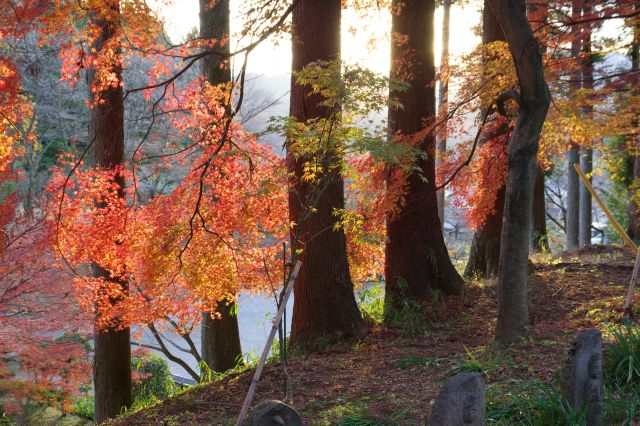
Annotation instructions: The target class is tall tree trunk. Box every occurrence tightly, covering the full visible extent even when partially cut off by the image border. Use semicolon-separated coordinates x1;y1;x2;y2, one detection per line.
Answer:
288;0;365;351
436;0;451;230
528;1;550;253
198;0;243;374
385;0;463;311
464;3;506;278
488;0;550;344
579;1;593;247
532;165;550;251
631;154;640;240
566;0;583;250
627;5;640;239
88;1;132;421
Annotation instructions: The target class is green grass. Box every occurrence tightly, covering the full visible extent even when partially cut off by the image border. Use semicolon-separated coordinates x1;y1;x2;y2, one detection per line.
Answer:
394;355;440;369
605;322;640;387
485;322;640;425
603;321;640;424
448;344;507;378
486;380;587;425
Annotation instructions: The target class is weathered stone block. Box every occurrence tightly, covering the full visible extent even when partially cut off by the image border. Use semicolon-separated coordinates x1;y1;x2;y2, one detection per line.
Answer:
239;400;303;426
430;372;486;425
563;329;604;426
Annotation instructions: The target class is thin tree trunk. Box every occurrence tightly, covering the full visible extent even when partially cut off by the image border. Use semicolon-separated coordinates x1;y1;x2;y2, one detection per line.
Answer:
532;165;550;252
528;1;550;253
198;0;243;374
627;5;640;240
288;0;365;351
385;0;463;311
88;1;132;421
566;0;583;250
488;0;550;345
579;149;593;246
436;0;451;230
464;187;505;278
567;145;580;249
631;156;640;239
578;0;593;247
464;3;506;278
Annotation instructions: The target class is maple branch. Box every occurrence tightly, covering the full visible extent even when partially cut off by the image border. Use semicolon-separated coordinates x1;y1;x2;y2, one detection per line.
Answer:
131;341;164;352
547;212;566;232
148;322;200;382
434;109;491;192
124;0;299;97
165;318;203;365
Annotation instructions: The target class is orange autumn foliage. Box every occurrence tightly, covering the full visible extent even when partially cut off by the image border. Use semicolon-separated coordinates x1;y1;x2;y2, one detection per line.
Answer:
51;78;288;334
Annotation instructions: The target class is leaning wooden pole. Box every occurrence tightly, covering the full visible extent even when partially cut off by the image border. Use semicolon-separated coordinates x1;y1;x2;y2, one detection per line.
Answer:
574;164;639;317
625;249;640;319
573;164;638;254
236;260;301;425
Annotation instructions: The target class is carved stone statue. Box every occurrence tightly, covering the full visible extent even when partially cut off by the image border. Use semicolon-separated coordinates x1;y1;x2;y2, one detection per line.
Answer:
563;329;604;426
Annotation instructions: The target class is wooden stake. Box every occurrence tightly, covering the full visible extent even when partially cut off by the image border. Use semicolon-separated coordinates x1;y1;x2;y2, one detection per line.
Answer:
236;260;301;425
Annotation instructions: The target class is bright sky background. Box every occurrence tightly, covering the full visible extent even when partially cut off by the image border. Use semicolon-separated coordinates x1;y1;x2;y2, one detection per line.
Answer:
154;0;483;76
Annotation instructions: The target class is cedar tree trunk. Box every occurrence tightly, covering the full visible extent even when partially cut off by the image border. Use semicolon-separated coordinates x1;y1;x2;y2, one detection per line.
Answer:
627;6;640;239
528;1;550;253
385;0;463;312
198;0;243;373
436;0;451;230
88;1;132;421
288;0;365;351
532;165;550;252
464;3;506;278
566;0;583;250
488;0;550;344
579;3;593;247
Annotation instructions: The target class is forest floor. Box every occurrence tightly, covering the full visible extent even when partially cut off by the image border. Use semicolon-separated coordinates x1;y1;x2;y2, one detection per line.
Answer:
109;246;640;425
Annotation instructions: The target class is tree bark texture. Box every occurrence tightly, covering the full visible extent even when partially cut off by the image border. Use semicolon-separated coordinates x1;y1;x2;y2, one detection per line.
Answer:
528;1;550;253
436;0;451;230
488;0;550;344
532;165;550;252
198;0;243;373
385;0;463;311
566;0;583;250
88;2;132;421
579;149;593;246
567;144;580;249
201;299;242;372
288;0;365;351
627;5;640;240
464;3;506;278
578;0;593;247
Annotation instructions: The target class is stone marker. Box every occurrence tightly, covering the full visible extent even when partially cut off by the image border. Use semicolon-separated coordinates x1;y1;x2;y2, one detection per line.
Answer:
430;372;486;425
239;400;303;426
563;329;604;426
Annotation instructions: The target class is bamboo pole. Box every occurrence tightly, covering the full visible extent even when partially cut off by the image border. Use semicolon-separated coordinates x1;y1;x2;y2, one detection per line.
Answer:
573;164;638;255
236;260;301;425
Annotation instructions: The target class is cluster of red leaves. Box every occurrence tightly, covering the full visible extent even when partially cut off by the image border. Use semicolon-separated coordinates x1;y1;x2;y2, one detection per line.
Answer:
1;7;91;413
0;215;91;414
437;116;510;230
344;155;387;284
50;79;288;334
